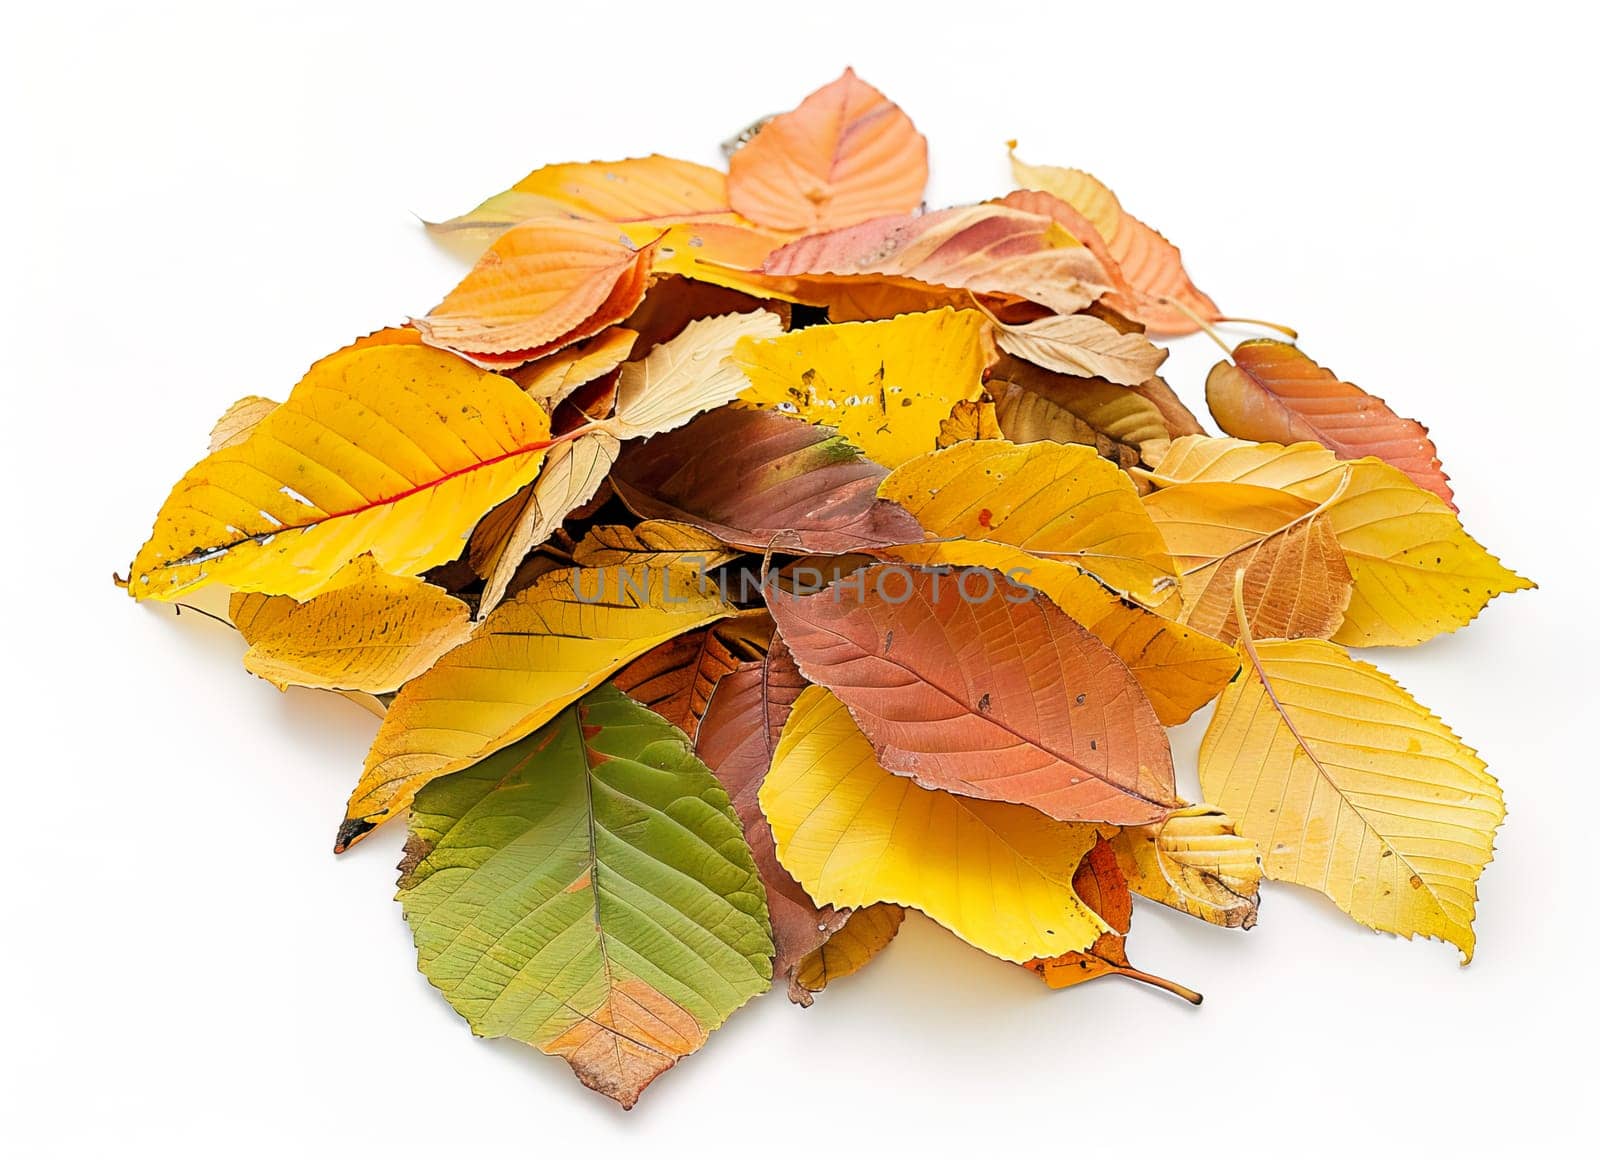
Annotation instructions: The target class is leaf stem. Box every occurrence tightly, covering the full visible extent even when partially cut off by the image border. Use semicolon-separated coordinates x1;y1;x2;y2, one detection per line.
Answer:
1154;296;1233;356
1215;316;1299;340
1114;964;1204;1005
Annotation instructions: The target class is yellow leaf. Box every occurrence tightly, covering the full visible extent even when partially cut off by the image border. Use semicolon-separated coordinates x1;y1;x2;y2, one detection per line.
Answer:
879;439;1176;603
621;219;800;301
1143;437;1532;645
573;521;737;569
761;687;1110;963
1200;588;1504;960
936;400;1001;447
1108;804;1263;929
879;439;1234;724
229;557;472;693
733;308;993;467
1143;481;1353;644
127;344;552;602
337;565;734;850
426;154;733;259
508;326;636;404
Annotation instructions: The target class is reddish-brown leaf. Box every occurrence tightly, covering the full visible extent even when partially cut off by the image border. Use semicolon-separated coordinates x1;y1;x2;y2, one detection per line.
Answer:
694;636;848;986
613;618;769;734
767;564;1179;825
762;203;1113;316
1205;340;1454;508
610;408;926;555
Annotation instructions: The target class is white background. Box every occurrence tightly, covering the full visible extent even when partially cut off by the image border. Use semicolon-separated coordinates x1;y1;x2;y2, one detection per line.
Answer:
6;2;1595;1155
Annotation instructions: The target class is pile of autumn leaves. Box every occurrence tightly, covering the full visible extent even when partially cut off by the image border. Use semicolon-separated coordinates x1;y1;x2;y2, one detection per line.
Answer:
123;70;1531;1109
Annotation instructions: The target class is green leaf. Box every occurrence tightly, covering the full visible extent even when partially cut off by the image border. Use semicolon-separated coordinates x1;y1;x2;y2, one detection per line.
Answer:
398;684;774;1109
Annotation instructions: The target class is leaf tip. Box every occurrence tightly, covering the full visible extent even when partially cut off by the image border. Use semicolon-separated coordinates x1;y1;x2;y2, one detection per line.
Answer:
334;817;377;854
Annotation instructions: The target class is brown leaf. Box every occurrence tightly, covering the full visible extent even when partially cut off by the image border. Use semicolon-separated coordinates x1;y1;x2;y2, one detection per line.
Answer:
1009;149;1220;336
1144;482;1356;644
694;636;848;986
768;564;1179;825
937;400;1002;447
623;276;790;351
1130;375;1206;438
613;617;769;734
987;357;1172;468
788;904;905;1006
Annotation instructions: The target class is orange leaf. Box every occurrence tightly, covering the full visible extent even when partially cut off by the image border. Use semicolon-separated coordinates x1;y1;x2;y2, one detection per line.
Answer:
1206;339;1454;508
1027;837;1202;1003
1010;148;1219;335
728;69;927;232
413;218;655;367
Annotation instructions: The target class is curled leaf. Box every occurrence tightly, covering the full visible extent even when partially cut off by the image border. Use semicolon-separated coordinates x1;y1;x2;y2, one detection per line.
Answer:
763;203;1112;316
789;904;904;1006
1109;804;1262;929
